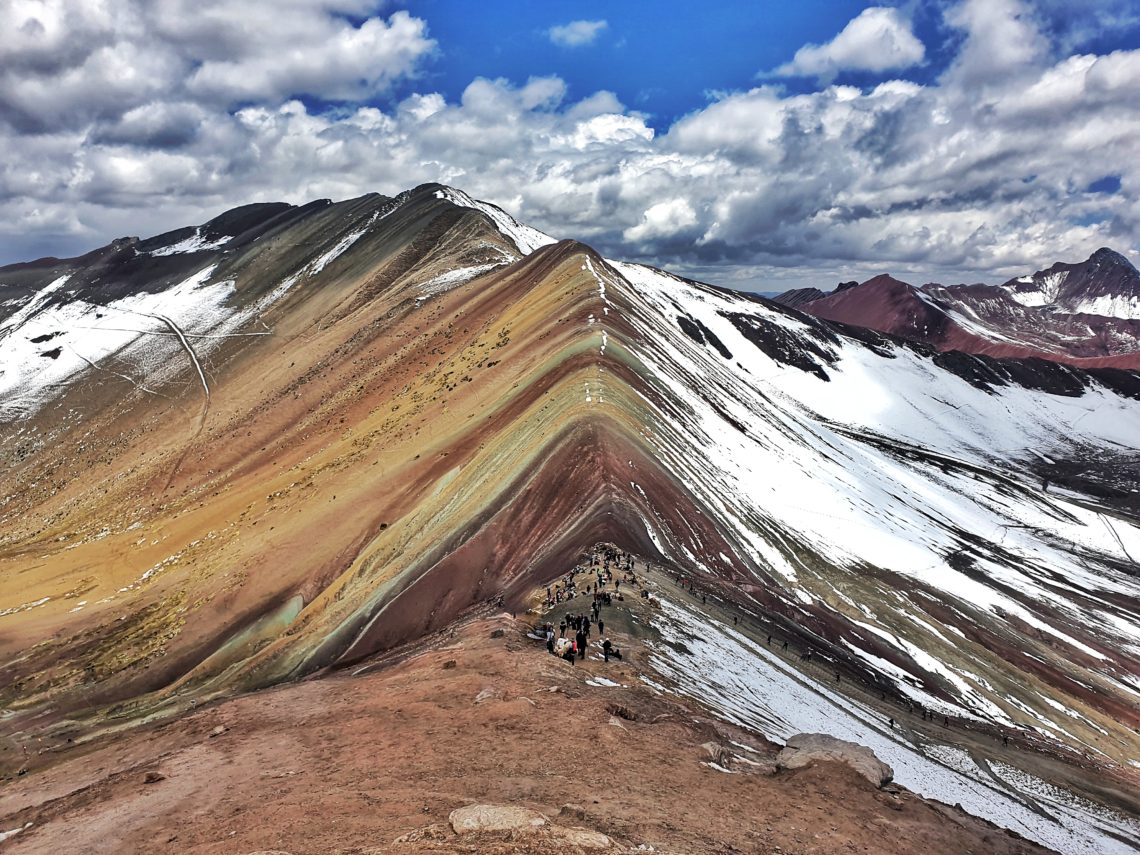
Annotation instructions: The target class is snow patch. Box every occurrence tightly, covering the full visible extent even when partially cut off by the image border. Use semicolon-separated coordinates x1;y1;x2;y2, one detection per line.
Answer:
149;228;231;256
434;187;557;255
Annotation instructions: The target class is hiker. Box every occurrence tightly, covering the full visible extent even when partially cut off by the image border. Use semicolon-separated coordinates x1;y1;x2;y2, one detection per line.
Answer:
562;645;576;665
602;639;612;662
559;620;566;638
576;629;588;659
888;718;894;729
766;634;772;645
546;631;555;654
782;639;788;651
733;616;738;626
598;618;604;635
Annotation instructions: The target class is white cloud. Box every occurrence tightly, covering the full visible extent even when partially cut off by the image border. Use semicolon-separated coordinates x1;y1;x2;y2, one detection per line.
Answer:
186;10;434;104
625;199;699;242
548;19;608;48
774;7;925;81
0;1;435;131
943;0;1046;87
1;1;1138;293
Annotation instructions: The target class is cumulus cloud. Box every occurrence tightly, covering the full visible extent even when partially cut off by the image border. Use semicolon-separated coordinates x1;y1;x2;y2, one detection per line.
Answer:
1;0;1138;292
185;10;434;104
624;199;699;242
0;1;434;131
943;0;1046;87
773;7;925;81
548;19;608;48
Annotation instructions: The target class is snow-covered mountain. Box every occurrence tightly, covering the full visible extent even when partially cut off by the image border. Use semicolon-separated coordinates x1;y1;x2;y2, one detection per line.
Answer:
1;186;1138;851
775;248;1140;369
1002;247;1140;318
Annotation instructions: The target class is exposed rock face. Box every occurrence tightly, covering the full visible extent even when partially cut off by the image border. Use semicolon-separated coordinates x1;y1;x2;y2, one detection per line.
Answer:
777;733;893;788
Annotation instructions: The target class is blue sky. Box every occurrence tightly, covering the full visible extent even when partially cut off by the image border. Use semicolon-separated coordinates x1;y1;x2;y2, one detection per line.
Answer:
393;0;879;126
1;0;1139;290
391;0;1140;125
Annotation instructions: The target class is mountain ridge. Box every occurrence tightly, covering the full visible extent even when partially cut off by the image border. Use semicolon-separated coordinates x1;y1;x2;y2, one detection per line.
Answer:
774;247;1140;368
1;185;1139;852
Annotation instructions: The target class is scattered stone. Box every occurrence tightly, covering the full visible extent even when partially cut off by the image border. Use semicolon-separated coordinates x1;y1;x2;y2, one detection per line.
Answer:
608;716;627;729
552;825;615;849
474;687;503;704
143;771;165;784
441;660;457;670
606;703;638;721
208;725;227;738
700;742;732;767
449;804;547;834
392;824;450;844
489;628;505;638
776;733;893;788
559;804;589;821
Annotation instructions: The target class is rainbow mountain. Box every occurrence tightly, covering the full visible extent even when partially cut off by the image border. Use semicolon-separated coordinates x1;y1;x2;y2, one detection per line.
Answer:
2;184;1139;849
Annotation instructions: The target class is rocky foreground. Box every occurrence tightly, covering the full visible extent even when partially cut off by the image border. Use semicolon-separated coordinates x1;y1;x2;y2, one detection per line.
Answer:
1;571;1053;855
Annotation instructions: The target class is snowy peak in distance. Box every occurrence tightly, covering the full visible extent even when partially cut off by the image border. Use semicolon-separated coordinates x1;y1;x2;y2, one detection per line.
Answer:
774;247;1140;369
1001;246;1140;318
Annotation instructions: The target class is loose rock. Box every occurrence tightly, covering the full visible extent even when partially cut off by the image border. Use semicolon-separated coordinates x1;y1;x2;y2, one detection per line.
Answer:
449;804;547;834
552;825;615;849
776;733;893;788
700;742;732;767
474;688;502;704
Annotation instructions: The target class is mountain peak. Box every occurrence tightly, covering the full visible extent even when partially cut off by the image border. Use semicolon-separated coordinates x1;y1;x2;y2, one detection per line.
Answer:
858;273;913;290
1088;246;1136;271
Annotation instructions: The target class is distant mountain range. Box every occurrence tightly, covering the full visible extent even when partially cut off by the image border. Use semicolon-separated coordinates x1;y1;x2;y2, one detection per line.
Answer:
773;248;1140;369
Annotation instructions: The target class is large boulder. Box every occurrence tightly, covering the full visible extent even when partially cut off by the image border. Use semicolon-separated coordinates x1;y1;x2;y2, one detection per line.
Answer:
449;804;547;834
776;733;893;788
